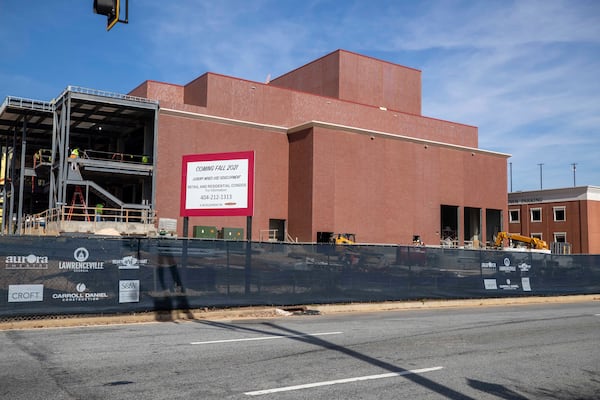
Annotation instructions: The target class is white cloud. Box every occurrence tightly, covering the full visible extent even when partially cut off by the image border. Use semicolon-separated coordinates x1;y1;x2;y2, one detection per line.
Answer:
389;1;600;189
139;1;317;84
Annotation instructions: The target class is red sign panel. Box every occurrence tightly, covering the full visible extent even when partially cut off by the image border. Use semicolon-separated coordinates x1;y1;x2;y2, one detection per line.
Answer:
180;151;254;217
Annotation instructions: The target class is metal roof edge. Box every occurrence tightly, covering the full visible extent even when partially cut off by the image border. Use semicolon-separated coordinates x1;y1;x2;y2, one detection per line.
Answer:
508;186;600;203
1;96;54;113
156;110;510;158
288;120;511;157
52;86;159;109
159;107;288;133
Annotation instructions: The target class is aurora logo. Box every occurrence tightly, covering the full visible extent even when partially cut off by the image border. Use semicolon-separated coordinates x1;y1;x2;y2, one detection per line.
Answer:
5;254;49;269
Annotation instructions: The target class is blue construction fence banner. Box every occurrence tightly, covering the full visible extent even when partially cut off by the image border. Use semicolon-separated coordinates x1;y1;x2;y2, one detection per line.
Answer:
1;236;599;318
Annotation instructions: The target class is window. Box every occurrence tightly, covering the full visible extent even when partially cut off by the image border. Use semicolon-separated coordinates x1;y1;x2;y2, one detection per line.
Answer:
532;233;543;240
509;209;520;223
553;206;566;222
530;208;542;222
554;232;567;243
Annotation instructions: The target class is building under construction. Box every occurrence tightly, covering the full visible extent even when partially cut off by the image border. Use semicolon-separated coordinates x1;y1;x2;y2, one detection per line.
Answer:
0;86;158;236
1;50;511;245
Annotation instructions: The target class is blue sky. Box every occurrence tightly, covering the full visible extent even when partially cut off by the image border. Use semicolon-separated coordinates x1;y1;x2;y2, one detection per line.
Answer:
1;0;599;191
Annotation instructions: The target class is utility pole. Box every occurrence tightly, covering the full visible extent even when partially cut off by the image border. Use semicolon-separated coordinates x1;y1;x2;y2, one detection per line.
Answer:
538;163;544;190
571;163;577;187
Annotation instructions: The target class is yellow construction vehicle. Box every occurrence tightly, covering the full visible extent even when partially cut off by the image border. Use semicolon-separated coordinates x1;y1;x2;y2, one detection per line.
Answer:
494;231;549;250
332;233;356;245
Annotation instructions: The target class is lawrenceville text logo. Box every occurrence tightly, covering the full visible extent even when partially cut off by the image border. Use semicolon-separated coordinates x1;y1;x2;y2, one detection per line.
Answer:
59;247;104;272
51;282;109;302
111;255;148;270
499;257;516;272
5;254;49;269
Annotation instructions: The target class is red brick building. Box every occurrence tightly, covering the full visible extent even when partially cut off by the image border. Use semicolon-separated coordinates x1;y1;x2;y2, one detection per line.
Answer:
508;186;600;254
129;49;509;245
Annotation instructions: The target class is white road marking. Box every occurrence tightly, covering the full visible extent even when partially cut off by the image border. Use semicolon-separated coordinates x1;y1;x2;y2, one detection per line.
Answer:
190;331;342;345
244;366;444;396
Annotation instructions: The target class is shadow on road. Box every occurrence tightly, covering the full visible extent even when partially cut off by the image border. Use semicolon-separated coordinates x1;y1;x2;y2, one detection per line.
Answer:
466;378;528;400
195;319;477;399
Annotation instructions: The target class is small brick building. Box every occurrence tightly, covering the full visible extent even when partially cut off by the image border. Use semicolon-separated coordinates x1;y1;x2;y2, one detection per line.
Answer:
508;186;600;254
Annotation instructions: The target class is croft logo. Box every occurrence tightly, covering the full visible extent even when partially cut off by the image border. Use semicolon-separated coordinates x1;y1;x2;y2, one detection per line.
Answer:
8;285;44;302
74;248;89;262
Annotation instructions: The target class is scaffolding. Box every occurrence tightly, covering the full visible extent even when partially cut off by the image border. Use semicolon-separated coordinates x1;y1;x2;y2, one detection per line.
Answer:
0;86;159;236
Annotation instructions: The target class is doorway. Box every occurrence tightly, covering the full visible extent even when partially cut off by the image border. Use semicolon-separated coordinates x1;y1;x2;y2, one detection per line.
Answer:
440;205;459;246
268;219;286;241
485;209;502;247
464;207;482;247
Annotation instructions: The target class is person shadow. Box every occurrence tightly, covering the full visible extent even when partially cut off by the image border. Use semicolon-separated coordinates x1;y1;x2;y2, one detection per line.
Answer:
154;263;193;321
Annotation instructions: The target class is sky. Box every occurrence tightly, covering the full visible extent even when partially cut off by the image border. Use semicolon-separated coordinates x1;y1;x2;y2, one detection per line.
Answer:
1;0;599;192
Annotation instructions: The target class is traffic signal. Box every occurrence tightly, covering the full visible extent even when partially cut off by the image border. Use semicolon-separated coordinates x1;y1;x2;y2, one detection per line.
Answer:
93;0;120;31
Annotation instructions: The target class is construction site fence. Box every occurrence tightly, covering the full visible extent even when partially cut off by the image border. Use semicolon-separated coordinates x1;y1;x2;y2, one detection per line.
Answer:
1;236;599;319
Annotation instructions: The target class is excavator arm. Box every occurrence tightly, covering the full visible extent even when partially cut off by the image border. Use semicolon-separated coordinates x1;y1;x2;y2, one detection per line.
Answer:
494;232;548;250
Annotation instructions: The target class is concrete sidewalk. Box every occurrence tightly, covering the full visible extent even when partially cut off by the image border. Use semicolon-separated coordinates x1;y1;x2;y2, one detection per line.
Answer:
1;294;598;331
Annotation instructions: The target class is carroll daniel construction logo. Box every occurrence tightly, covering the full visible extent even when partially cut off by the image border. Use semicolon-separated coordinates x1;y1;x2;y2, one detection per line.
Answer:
51;282;108;302
58;247;104;272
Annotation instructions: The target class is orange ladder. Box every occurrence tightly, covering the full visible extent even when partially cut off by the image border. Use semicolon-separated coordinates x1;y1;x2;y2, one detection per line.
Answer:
66;186;90;221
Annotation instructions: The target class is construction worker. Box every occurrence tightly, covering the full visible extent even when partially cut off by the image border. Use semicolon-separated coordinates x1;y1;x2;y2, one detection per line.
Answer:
95;203;104;222
69;148;80;171
142;155;150;164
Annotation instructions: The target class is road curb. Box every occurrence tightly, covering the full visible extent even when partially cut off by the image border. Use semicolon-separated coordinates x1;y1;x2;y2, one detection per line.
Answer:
1;294;597;330
312;294;600;314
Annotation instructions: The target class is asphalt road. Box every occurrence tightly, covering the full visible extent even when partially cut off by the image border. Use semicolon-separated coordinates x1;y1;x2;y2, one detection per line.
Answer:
1;301;599;399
